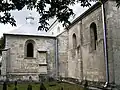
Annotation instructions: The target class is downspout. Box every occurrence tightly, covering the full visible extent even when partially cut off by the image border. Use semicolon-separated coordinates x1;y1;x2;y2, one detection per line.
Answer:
79;21;83;81
101;2;109;85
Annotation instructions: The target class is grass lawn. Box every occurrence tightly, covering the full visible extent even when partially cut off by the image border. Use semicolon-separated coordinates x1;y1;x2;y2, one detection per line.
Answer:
0;81;84;90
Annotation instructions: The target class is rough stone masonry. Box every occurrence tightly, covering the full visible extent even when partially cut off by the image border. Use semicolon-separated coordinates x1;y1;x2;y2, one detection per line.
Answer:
1;0;120;89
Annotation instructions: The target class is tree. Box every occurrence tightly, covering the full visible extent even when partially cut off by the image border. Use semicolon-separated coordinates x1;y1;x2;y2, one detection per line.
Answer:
0;37;4;55
0;0;119;31
0;37;4;48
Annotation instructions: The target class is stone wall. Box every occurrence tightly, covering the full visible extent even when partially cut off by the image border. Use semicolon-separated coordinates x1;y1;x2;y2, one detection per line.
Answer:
3;35;56;81
57;30;68;77
68;3;106;82
105;1;120;85
81;5;105;82
68;23;82;80
1;1;120;86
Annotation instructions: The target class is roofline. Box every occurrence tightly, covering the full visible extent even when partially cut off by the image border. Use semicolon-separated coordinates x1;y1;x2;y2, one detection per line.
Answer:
67;2;102;29
0;48;10;51
56;29;67;37
3;33;56;38
48;19;58;31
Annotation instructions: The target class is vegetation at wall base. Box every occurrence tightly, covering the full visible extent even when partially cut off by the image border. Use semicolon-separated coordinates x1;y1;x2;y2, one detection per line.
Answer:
27;84;32;90
0;81;85;90
2;82;7;90
13;86;17;90
40;83;46;90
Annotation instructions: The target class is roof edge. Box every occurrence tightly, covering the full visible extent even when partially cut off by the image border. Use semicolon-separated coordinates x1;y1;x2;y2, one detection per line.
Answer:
3;33;56;38
67;2;102;29
56;29;67;37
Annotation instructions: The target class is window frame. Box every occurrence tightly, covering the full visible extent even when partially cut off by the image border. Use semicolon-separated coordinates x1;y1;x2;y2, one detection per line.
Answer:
25;40;35;58
90;22;98;51
72;33;77;57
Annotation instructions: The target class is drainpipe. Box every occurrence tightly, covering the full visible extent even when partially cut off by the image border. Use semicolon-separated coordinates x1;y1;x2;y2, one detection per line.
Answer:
101;2;109;85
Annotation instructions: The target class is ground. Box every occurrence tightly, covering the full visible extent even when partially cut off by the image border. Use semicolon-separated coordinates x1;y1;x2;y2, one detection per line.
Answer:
0;81;84;90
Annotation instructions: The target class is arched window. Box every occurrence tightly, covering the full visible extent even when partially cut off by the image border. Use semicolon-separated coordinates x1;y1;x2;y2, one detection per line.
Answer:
73;33;77;49
90;22;97;51
27;43;33;57
72;33;77;57
25;40;35;58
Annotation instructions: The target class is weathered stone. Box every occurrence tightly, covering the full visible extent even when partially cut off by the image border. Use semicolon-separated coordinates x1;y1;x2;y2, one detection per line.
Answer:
2;35;56;81
1;1;120;89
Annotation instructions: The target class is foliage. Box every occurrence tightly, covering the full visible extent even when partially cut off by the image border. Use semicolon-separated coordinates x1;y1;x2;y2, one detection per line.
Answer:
0;36;4;55
0;0;119;31
48;77;55;82
2;82;7;90
0;82;84;90
14;81;17;86
61;87;63;90
39;74;46;82
83;80;88;90
13;86;17;90
116;0;120;7
40;83;46;90
13;81;18;90
27;84;32;90
0;37;4;49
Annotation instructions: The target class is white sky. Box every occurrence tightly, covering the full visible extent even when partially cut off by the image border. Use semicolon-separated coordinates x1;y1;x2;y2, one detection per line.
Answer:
0;2;95;37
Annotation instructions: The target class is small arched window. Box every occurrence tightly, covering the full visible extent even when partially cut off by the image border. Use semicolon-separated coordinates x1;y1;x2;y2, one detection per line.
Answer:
72;33;77;57
90;22;97;51
25;40;35;58
27;43;33;57
73;33;77;49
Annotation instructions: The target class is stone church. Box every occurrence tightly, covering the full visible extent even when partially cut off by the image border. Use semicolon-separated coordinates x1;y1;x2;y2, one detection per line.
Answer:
1;0;120;87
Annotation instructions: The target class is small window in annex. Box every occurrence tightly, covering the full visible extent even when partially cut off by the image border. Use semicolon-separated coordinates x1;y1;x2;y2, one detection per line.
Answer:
27;43;34;57
25;40;35;58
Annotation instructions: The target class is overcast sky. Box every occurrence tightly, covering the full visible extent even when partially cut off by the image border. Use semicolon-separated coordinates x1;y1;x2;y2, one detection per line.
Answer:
0;2;95;37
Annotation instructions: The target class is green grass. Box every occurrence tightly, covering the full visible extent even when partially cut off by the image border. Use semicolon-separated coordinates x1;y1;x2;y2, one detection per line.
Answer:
0;81;84;90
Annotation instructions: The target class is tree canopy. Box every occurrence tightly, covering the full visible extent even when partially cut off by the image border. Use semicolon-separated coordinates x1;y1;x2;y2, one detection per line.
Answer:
0;0;119;31
0;37;4;55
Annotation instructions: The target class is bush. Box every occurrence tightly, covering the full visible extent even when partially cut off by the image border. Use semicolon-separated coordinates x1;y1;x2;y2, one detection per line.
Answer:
40;83;46;90
48;77;54;82
61;87;63;90
83;80;88;90
3;82;7;90
14;86;17;90
14;81;17;86
39;74;47;82
27;84;32;90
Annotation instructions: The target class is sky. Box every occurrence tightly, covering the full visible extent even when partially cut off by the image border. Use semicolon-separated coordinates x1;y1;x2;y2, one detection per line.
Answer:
0;2;95;38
